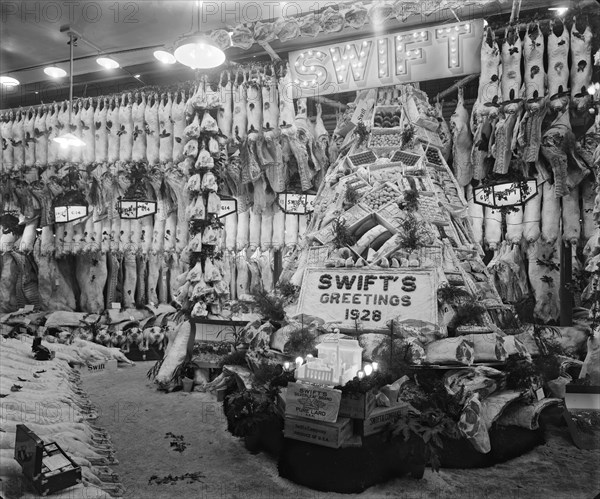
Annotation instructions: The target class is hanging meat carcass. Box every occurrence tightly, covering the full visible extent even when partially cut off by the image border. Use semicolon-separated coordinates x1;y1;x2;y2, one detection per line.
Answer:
2;112;14;171
217;71;233;141
262;68;285;193
34;106;48;167
118;93;134;162
450;87;473;186
81;98;95;165
570;16;593;114
46;103;59;165
518;22;547;164
548;19;570;112
23;108;36;168
172;90;187;163
527;239;560;323
107;97;120;163
159;93;174;164
494;26;523;174
12;109;25;168
69;100;83;164
232;70;248;145
145;92;160;166
131;92;147;162
94;98;109;163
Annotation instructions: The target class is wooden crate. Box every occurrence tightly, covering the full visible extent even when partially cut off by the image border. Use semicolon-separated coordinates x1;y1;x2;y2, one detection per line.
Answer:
284;416;353;449
354;404;412;437
285;382;342;423
338;390;376;420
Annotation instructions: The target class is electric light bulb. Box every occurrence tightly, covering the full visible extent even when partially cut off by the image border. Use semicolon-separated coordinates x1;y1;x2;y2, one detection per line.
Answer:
363;41;368;46
294;61;299;66
379;49;384;55
364;364;373;376
421;31;426;37
451;36;456;41
333;56;338;62
455;26;459;31
446;28;451;33
346;44;351;49
295;356;303;366
380;59;385;64
413;32;418;38
308;50;313;56
397;35;402;41
330;48;335;52
342;55;348;60
350;53;355;59
358;62;363;67
360;51;365;57
317;71;323;76
300;52;306;58
310;65;315;70
379;40;384;45
306;354;314;361
357;371;365;380
294;79;299;84
451;59;457;64
406;50;411;56
283;361;290;371
372;362;379;372
587;84;597;95
437;29;443;35
451;48;457;53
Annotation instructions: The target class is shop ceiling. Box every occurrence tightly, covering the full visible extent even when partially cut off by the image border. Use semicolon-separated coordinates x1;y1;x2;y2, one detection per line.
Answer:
0;0;582;109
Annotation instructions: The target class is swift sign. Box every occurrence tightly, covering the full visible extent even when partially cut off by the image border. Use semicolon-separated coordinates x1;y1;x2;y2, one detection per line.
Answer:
288;20;483;98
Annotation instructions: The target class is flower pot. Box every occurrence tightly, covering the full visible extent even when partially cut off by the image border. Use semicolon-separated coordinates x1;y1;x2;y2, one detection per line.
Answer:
182;377;194;392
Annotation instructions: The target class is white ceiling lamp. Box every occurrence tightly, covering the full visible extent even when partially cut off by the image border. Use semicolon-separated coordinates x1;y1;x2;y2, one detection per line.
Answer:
96;56;119;69
44;66;67;78
0;75;20;86
153;50;176;64
53;31;85;149
173;1;225;70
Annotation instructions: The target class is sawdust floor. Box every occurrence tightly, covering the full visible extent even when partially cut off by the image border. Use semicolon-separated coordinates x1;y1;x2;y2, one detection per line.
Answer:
82;363;600;499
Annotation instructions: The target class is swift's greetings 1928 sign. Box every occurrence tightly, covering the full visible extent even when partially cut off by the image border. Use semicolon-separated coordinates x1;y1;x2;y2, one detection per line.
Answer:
296;268;437;330
288;20;483;98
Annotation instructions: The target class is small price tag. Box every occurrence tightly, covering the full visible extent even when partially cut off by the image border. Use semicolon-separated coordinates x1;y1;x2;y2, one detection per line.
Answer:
111;302;121;309
535;388;545;401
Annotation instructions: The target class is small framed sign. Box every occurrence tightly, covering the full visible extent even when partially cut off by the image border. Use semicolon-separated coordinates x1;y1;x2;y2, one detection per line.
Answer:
54;205;88;223
277;193;316;215
219;196;238;218
117;200;157;219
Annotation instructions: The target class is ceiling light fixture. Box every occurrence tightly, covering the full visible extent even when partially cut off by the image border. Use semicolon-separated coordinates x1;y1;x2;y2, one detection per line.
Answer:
134;74;141;78
44;66;67;78
173;2;225;70
96;56;119;69
53;31;85;149
153;50;176;64
0;75;20;86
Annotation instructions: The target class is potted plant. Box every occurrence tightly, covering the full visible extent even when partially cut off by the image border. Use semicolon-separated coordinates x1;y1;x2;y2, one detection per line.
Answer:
174;356;201;392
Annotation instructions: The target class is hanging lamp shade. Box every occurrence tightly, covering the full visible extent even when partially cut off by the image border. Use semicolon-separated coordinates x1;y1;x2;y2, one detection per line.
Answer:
0;75;19;86
173;34;226;69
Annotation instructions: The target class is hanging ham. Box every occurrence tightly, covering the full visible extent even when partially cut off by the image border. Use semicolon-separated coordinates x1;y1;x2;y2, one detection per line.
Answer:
570;17;593;114
23;108;35;167
172;91;187;163
107;97;120;163
81;98;95;165
547;19;570;112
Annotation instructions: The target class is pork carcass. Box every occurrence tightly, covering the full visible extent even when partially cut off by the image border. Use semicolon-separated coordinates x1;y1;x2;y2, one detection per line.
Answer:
570;17;593;114
217;71;233;140
1;112;14;170
581;179;596;241
519;22;547;164
232;72;248;144
23;108;36;167
81;98;95;165
118;93;134;162
12;109;25;168
527;239;560;323
46;103;59;165
131;92;147;162
562;186;581;246
145;92;160;165
541;181;561;244
523;180;542;243
548;19;570;112
435;101;452;163
107;97;120;164
171;91;187;163
450;87;473;186
159;93;174;164
493;27;523;174
69;100;83;164
262;71;285;192
34;106;48;166
93;97;108;163
484;206;502;251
